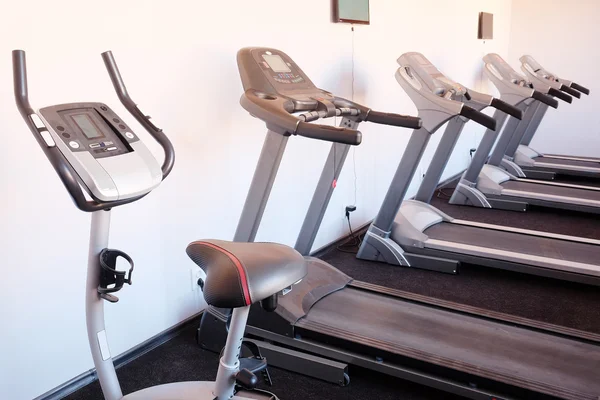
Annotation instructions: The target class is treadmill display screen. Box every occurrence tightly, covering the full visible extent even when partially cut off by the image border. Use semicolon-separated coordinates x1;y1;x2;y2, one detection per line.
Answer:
262;54;291;73
72;113;104;139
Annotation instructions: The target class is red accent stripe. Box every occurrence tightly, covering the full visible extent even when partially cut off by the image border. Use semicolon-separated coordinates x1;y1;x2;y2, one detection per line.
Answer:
198;242;252;305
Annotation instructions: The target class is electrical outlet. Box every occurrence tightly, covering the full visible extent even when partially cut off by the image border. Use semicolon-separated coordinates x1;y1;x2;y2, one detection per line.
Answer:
190;268;203;292
190;268;197;292
195;270;204;292
345;205;356;219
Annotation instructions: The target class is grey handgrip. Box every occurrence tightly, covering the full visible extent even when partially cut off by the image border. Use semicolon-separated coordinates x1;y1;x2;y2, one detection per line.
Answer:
571;82;590;95
560;85;581;98
532;91;559;108
460;106;497;130
490;98;523;119
365;111;422;129
295;122;362;145
548;87;572;103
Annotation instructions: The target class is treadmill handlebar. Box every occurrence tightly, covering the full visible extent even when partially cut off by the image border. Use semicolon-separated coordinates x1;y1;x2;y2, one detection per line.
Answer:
365;110;422;129
571;82;590;95
295;121;362;145
547;87;573;104
460;105;497;130
241;90;361;145
101;51;175;179
490;98;524;120
559;84;581;98
532;90;559;108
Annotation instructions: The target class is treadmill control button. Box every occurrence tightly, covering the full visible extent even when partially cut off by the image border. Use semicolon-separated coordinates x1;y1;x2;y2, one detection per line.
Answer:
113;118;120;123
62;132;71;138
90;143;101;149
103;141;113;146
100;106;108;111
125;132;134;139
119;124;126;130
106;147;117;151
69;141;80;149
57;125;65;131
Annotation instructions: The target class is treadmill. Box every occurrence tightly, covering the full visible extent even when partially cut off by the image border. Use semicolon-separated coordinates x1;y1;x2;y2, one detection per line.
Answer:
199;48;600;400
449;53;600;214
513;56;598;179
358;52;600;286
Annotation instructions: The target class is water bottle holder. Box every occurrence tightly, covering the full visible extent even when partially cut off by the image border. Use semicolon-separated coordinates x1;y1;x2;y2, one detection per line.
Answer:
98;248;134;303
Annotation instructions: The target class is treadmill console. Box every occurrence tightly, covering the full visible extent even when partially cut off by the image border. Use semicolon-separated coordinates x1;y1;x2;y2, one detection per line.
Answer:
398;53;468;98
37;102;162;202
483;53;530;86
520;55;557;82
238;47;333;109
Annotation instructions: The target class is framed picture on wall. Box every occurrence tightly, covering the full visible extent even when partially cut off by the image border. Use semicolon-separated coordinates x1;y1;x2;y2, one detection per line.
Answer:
332;0;370;25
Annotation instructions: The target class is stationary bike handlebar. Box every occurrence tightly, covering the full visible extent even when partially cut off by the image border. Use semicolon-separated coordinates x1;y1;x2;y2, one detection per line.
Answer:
102;51;175;179
13;49;171;212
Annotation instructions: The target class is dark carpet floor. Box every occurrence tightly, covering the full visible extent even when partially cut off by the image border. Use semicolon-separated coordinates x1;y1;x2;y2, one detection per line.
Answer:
64;185;600;400
64;323;459;400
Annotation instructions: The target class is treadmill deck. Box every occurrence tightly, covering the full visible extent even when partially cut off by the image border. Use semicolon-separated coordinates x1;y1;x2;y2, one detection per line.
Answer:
301;287;600;400
534;155;600;168
502;180;600;203
423;222;600;276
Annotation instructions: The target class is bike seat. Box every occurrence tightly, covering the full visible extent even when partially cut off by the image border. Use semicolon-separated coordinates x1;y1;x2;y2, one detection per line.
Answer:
186;240;307;308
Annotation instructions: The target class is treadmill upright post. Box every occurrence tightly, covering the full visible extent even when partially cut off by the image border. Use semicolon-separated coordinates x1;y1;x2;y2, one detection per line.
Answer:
487;102;528;166
520;103;549;146
234;130;289;242
461;109;508;184
295;118;358;256
415;117;466;204
357;127;434;265
372;128;433;231
503;102;541;160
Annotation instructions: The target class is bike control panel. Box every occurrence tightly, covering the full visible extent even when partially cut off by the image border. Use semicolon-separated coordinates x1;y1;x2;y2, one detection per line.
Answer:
37;102;161;202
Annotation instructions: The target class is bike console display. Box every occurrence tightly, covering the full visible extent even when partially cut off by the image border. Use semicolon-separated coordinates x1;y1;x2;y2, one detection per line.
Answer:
37;103;161;202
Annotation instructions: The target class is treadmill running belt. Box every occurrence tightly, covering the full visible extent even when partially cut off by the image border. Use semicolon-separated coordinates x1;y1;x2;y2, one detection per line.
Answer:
535;156;600;168
302;288;600;400
502;180;600;201
424;222;600;274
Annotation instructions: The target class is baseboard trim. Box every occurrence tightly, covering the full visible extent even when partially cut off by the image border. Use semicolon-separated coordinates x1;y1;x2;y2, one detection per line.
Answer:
311;221;371;258
436;170;463;190
33;312;203;400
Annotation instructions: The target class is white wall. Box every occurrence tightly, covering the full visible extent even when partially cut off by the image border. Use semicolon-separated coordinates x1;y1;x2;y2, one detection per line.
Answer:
509;0;600;157
0;1;512;399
